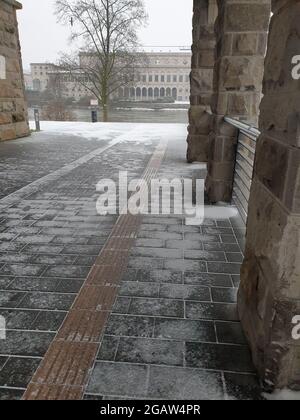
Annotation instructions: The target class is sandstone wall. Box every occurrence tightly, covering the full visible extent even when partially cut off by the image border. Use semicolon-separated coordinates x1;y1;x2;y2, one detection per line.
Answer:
186;0;217;163
0;0;29;142
238;0;300;391
205;0;270;203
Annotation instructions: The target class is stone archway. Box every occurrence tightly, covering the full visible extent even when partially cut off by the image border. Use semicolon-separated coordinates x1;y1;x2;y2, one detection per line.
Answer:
187;0;300;391
238;0;300;391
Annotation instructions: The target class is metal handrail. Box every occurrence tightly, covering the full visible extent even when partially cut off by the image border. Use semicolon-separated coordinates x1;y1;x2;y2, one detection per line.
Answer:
224;116;260;141
224;116;260;224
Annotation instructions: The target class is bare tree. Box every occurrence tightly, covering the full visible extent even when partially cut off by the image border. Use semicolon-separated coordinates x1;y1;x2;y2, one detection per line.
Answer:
41;101;77;121
45;69;66;100
55;0;148;121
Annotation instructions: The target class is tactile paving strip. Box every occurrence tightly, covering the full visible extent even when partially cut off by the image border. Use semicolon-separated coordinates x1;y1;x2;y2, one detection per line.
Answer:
22;139;168;400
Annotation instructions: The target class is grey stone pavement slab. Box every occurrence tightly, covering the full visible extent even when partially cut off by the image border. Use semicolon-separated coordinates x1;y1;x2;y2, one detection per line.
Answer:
0;124;137;199
0;123;261;400
85;130;262;400
0;124;157;398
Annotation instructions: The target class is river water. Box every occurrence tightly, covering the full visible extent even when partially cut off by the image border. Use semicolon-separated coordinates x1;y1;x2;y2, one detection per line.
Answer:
28;107;188;124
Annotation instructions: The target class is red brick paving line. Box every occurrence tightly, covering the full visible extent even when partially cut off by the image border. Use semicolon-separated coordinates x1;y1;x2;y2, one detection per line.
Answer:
22;139;168;400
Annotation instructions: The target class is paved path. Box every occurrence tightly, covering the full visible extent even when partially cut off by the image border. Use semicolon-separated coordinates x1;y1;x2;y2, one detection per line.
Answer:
0;123;260;400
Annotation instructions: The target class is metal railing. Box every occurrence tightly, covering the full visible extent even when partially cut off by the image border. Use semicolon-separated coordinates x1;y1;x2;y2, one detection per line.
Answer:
224;117;260;224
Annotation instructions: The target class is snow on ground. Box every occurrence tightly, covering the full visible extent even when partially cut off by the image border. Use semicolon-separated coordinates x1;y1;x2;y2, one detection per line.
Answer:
114;107;188;112
29;121;136;139
263;389;300;400
29;121;187;143
204;204;239;220
175;101;190;105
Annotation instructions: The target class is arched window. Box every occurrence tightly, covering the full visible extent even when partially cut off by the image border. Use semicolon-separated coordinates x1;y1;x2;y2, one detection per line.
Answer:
160;87;165;98
154;87;159;98
130;87;135;98
166;87;171;97
148;87;153;98
136;87;141;98
124;87;130;98
172;87;177;100
142;87;147;98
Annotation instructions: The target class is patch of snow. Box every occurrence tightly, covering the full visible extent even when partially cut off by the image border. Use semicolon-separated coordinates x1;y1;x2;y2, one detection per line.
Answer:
204;205;239;220
161;108;188;112
114;107;157;112
29;121;136;139
263;389;300;400
114;107;187;112
175;101;190;105
190;163;207;170
29;121;187;144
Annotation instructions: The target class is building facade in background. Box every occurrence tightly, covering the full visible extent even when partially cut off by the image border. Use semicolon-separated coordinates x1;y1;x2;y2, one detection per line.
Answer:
117;51;191;102
28;50;192;103
30;63;56;92
0;0;29;141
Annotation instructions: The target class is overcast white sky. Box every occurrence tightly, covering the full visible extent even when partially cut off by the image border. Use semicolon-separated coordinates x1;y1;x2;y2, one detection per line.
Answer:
18;0;193;70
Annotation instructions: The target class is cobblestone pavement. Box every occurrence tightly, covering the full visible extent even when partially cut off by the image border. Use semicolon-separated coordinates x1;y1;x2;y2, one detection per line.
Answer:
0;123;260;400
0;122;137;199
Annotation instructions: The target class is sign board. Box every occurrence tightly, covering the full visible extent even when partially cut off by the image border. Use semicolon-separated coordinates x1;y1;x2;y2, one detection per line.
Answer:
0;56;6;80
90;99;99;106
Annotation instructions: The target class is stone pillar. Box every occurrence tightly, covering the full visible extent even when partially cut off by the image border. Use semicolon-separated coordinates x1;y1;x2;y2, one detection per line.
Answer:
238;0;300;391
0;0;29;142
205;0;270;202
186;0;217;163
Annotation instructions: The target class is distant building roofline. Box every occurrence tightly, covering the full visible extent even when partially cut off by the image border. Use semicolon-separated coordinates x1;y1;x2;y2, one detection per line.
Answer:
79;48;191;56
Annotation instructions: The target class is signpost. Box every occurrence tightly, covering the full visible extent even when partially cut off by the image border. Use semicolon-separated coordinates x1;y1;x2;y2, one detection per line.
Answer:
90;99;99;123
34;108;40;131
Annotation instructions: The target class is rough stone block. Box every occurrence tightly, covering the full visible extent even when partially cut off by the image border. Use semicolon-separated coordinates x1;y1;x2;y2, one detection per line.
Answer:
0;1;29;141
228;93;251;116
219;57;265;91
188;107;212;132
0;112;11;124
208;136;237;162
207;161;235;181
187;134;210;163
232;33;259;56
255;134;300;212
210;92;228;115
242;179;300;301
224;3;271;32
0;126;16;141
191;69;213;93
239;248;300;389
205;176;234;203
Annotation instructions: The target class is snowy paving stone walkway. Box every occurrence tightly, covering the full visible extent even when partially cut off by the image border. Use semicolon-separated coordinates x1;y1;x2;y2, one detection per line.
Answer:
0;122;262;400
